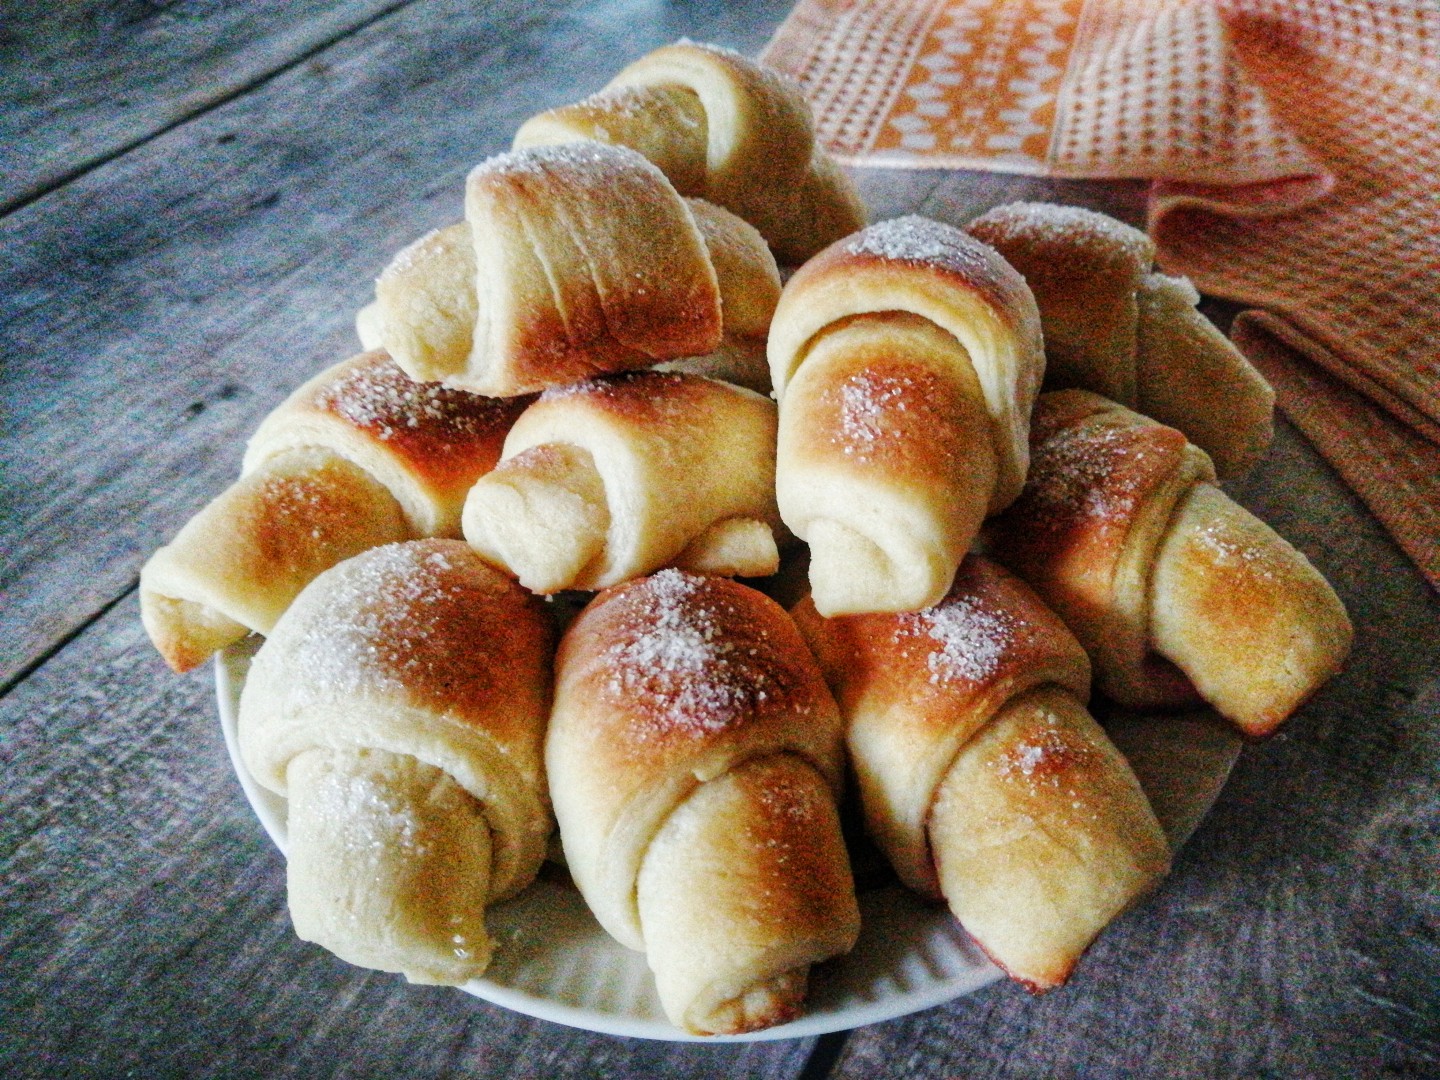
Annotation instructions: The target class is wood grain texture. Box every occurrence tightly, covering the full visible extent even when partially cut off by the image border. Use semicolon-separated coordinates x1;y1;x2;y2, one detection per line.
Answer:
0;0;792;690
0;595;818;1078
826;422;1440;1079
0;0;408;213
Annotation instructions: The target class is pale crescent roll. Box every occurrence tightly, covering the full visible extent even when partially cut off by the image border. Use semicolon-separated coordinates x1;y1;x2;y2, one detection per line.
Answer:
140;351;524;671
793;555;1169;991
238;540;554;985
968;202;1274;477
767;215;1044;616
461;371;781;594
514;40;867;264
986;390;1352;736
547;570;858;1035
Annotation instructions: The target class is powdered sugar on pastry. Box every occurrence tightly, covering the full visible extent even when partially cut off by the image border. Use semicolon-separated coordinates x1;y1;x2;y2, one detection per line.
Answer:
970;202;1154;263
1026;421;1149;525
837;370;912;455
313;354;515;444
893;591;1023;686
603;569;776;735
845;215;994;275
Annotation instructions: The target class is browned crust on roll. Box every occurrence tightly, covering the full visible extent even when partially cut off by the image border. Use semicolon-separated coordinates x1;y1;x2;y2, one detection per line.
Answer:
986;389;1214;707
768;216;1044;517
244;351;530;535
792;555;1092;897
967;202;1153;403
556;570;840;770
795;556;1092;747
966;203;1275;479
795;556;1169;990
788;314;982;479
636;751;858;1035
239;539;556;905
528;368;741;436
999;393;1193;571
549;568;855;1032
520;42;862;264
300;352;529;494
683;197;781;339
268;540;554;749
548;569;848;954
140;447;409;672
467;144;722;394
927;683;1170;990
1148;481;1353;736
607;40;817;198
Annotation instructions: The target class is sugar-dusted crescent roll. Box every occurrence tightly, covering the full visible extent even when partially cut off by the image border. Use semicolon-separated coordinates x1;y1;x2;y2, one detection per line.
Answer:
238;540;554;985
793;555;1170;991
548;570;858;1035
767;215;1045;616
361;142;781;397
513;40;866;264
462;370;782;594
986;390;1352;736
140;351;525;672
967;203;1274;477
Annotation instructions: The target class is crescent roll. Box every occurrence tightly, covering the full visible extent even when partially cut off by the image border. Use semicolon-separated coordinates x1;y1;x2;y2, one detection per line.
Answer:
513;40;866;264
140;351;524;671
986;390;1352;736
238;540;554;985
461;371;782;594
360;142;781;397
355;216;777;394
767;215;1045;616
793;555;1169;990
967;202;1274;477
548;570;858;1035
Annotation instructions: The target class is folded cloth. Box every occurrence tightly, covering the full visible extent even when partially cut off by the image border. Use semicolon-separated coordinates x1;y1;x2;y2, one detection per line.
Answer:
1149;3;1440;589
761;0;1320;181
1232;316;1440;590
764;0;1440;590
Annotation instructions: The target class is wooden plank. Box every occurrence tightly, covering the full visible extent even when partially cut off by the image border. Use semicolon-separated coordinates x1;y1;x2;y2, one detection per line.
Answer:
0;0;793;690
0;0;409;213
0;593;818;1076
824;421;1440;1078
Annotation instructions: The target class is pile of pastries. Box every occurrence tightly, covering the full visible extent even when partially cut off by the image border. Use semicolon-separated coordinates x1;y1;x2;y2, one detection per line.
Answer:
141;42;1352;1036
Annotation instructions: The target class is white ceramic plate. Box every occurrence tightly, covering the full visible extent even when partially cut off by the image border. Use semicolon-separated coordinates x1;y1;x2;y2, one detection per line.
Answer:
217;637;1241;1042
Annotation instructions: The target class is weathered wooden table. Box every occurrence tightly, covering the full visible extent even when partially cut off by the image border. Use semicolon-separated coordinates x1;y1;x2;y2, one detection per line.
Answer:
4;2;1437;1076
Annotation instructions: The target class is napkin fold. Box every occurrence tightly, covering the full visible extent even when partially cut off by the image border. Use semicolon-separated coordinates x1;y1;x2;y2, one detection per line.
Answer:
764;0;1440;589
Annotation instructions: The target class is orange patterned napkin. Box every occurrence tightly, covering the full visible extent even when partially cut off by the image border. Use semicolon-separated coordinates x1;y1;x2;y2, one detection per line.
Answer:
764;0;1440;589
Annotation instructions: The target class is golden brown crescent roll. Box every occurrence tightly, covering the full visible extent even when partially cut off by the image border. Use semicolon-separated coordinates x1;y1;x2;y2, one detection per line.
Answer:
766;215;1045;616
140;351;525;672
362;143;781;397
238;540;553;985
357;193;779;385
967;202;1274;477
793;555;1170;991
985;390;1352;736
513;40;866;264
461;371;782;594
548;570;858;1035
